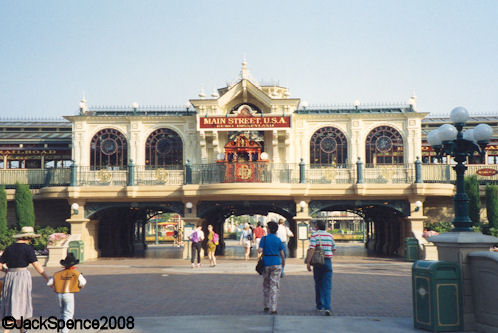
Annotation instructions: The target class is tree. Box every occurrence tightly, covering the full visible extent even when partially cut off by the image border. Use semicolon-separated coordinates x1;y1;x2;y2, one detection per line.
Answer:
15;183;35;228
0;186;7;234
486;185;498;229
464;175;481;227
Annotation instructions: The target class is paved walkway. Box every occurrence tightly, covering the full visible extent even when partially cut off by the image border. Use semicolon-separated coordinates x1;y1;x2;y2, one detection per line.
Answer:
15;243;472;332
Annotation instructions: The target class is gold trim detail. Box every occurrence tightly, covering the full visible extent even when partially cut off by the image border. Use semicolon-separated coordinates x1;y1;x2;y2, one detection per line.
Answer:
96;170;112;183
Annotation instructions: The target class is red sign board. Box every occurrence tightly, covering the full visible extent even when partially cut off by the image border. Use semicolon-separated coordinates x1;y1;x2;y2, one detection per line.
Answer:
199;116;290;129
476;168;497;177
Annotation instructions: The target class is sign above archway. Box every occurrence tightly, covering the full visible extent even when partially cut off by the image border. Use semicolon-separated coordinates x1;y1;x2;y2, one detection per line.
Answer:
198;106;289;130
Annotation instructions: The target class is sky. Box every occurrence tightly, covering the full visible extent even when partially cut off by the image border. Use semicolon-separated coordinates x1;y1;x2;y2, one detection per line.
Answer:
1;0;497;119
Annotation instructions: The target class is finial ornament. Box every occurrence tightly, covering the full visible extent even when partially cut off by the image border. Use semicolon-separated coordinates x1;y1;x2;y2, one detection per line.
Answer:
211;87;219;98
199;86;206;99
78;92;88;114
408;89;417;110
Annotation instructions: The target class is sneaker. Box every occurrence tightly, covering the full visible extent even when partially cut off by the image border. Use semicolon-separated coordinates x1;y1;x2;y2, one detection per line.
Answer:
191;263;195;268
271;310;277;315
197;263;201;268
264;307;269;312
324;310;331;316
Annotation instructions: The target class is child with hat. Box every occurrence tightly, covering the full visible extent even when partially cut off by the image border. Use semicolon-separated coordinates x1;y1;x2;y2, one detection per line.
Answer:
47;253;87;333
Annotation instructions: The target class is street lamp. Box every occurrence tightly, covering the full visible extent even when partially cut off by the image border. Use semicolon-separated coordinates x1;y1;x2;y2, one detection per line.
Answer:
185;202;193;214
299;200;306;213
426;106;493;231
71;203;79;215
185;102;192;114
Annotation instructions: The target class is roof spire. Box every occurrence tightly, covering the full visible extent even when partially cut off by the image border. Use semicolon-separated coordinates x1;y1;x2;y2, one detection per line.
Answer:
241;54;249;80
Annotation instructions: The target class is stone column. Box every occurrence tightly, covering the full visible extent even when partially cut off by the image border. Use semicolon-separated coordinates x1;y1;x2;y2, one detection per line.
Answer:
66;201;100;260
428;232;498;331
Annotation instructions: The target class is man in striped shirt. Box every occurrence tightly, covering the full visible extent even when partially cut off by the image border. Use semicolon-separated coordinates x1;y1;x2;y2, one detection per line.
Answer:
306;220;336;316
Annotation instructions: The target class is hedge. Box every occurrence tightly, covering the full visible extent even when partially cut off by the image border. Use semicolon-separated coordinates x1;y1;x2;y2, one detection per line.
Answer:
15;182;35;229
464;175;481;227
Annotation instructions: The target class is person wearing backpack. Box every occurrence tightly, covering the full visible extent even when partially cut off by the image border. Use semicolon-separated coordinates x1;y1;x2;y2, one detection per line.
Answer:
189;225;204;268
306;220;336;316
206;224;219;267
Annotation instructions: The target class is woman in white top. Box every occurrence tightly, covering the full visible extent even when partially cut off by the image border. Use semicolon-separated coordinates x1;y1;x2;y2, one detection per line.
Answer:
239;223;253;260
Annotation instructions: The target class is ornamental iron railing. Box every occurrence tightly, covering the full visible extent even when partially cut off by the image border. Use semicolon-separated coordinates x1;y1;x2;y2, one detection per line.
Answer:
0;163;496;187
0;168;70;188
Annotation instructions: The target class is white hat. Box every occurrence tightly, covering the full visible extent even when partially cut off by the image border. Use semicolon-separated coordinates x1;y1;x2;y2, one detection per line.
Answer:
13;226;41;239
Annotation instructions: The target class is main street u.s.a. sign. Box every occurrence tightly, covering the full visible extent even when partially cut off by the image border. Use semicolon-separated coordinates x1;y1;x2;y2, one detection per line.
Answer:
199;115;290;129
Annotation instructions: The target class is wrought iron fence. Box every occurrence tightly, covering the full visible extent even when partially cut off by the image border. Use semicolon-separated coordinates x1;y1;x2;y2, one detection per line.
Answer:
422;164;498;184
135;165;184;185
364;164;415;184
77;167;127;186
189;163;300;184
0;168;70;188
0;163;496;187
307;164;355;184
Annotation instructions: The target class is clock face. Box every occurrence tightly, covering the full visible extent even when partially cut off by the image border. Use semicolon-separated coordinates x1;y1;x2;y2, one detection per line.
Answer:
100;138;118;155
320;137;337;153
376;136;393;152
156;138;173;155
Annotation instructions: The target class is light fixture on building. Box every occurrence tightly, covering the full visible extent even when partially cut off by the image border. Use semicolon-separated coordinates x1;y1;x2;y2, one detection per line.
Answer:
131;102;139;113
299;200;306;213
71;203;79;215
427;106;493;231
185;102;192;113
185;202;193;214
354;100;360;109
415;200;422;212
260;152;269;160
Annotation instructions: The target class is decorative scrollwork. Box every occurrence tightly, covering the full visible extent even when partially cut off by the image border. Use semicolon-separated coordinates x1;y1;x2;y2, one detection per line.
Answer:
96;169;112;183
324;167;337;181
155;168;169;182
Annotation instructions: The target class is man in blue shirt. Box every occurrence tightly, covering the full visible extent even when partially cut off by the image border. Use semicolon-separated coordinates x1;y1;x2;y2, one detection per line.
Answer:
257;221;285;314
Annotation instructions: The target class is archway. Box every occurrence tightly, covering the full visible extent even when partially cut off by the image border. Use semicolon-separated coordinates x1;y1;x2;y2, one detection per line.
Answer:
86;202;184;257
310;200;409;256
196;200;297;257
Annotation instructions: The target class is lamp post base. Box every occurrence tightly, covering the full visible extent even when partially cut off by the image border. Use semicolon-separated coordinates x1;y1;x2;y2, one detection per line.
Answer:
428;231;498;331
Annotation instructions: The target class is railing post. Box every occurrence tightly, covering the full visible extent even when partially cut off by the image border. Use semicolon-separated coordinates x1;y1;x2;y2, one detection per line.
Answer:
415;156;423;183
185;160;192;184
299;158;305;183
128;160;135;186
356;157;364;184
70;161;77;186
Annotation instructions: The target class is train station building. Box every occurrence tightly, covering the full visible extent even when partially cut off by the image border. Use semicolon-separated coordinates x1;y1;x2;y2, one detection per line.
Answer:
1;61;497;260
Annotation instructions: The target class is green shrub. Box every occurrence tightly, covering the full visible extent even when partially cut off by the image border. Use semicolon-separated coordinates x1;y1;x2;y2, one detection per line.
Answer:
0;228;16;251
0;225;69;251
486;185;498;229
426;222;453;233
490;227;498;238
464;175;481;227
15;183;35;228
0;186;7;234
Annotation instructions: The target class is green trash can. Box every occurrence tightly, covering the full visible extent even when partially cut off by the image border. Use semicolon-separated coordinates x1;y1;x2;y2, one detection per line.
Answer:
68;240;84;263
405;237;419;261
412;260;463;332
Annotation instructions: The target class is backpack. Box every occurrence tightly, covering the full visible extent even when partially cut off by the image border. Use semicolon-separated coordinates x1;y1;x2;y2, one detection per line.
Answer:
191;231;200;243
213;232;219;245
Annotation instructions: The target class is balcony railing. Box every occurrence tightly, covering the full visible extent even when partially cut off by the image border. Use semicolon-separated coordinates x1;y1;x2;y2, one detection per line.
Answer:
0;163;496;187
0;168;70;188
422;164;498;184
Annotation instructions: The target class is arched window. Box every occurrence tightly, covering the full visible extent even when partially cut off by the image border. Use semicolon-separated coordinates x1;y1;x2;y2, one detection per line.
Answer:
310;127;348;166
365;126;404;165
145;128;183;168
90;128;128;170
